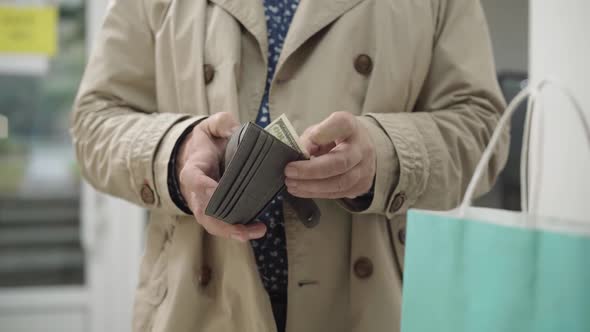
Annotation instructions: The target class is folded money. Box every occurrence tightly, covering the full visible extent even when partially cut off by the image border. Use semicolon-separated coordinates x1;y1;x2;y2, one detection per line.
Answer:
265;114;309;158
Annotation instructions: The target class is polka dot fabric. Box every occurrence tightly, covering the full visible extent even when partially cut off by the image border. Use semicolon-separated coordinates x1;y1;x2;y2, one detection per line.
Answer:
252;0;300;301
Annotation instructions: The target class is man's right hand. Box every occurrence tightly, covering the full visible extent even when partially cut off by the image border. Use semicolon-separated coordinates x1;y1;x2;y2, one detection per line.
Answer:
176;112;267;242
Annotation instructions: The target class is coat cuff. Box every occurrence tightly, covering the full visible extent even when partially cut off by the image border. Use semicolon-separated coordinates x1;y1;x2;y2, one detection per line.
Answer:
364;112;431;219
339;116;400;215
152;116;207;215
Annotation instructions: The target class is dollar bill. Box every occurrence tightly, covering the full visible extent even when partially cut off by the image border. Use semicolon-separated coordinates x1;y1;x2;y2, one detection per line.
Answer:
265;114;309;157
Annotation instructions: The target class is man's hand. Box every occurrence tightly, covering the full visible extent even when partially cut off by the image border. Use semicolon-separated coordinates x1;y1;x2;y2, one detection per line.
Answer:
284;112;376;199
177;112;267;242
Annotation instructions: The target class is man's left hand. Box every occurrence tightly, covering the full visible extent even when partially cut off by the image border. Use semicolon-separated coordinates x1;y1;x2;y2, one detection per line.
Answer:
285;112;376;199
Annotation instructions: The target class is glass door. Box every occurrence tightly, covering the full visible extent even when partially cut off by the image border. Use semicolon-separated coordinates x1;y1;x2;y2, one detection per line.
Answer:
0;1;85;288
0;1;87;330
0;0;145;331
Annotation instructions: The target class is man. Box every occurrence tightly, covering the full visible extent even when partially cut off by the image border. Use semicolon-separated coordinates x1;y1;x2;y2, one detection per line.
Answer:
71;0;508;331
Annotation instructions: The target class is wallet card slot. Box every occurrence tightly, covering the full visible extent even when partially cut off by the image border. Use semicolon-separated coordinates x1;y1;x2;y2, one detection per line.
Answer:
206;124;260;215
224;139;290;223
214;129;267;217
219;133;274;220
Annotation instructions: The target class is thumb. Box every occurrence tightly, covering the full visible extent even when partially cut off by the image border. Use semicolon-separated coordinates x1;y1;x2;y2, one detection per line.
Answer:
201;112;241;138
301;112;357;146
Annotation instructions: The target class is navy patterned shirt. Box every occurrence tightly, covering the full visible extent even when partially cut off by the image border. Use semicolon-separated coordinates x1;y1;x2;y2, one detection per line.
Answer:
252;0;300;301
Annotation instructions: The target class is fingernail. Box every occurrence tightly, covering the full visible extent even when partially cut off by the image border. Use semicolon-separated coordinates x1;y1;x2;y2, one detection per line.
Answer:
230;233;247;242
206;188;216;197
285;166;298;178
286;180;297;188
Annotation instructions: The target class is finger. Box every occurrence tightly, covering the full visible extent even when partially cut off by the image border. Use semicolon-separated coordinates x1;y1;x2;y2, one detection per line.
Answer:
306;140;336;158
184;174;239;237
242;222;267;239
285;143;362;180
287;177;371;200
287;188;346;199
300;112;357;147
190;188;266;242
195;212;267;242
186;175;267;241
342;175;375;199
285;164;361;194
200;112;241;139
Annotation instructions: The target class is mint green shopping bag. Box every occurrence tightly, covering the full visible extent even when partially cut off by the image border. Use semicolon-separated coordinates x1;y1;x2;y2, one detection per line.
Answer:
401;81;590;332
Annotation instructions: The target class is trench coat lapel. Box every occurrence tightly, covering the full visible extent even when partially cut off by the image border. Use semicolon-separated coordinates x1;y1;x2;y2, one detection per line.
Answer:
278;0;366;69
209;0;269;62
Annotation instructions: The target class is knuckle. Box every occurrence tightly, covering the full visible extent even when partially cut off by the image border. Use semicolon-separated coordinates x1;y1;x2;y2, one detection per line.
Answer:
190;197;204;214
295;165;310;178
350;186;363;197
224;112;240;125
215;112;233;124
195;205;206;215
336;175;350;192
331;112;355;132
204;221;227;238
365;145;375;160
204;226;222;238
349;167;362;183
301;125;315;138
304;165;319;179
193;175;208;189
329;191;341;199
358;141;370;156
297;180;313;192
336;155;349;173
307;126;322;143
178;167;191;185
361;176;373;192
350;147;363;164
192;121;205;132
331;111;351;123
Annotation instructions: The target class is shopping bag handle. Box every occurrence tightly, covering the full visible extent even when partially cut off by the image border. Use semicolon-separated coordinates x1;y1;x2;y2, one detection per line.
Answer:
459;80;590;215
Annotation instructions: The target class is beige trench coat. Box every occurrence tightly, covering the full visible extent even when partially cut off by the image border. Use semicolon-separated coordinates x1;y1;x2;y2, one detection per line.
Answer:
71;0;508;330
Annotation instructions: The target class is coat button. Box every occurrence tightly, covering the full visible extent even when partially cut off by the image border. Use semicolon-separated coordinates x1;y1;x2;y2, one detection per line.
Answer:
140;184;155;205
389;192;406;214
398;228;406;245
354;54;373;76
275;76;289;85
353;257;373;279
196;265;212;287
275;70;290;84
203;64;215;85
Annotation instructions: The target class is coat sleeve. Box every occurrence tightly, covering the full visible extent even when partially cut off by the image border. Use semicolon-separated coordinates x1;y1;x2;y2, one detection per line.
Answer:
71;0;205;215
346;0;509;218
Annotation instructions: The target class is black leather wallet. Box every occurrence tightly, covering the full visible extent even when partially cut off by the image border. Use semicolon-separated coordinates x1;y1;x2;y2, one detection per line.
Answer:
205;122;320;228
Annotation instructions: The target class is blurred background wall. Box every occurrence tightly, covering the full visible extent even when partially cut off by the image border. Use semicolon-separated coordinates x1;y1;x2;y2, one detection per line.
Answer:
2;0;589;331
529;0;590;222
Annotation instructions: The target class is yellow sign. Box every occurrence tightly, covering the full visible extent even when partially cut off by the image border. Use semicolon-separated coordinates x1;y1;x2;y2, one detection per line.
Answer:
0;6;57;56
